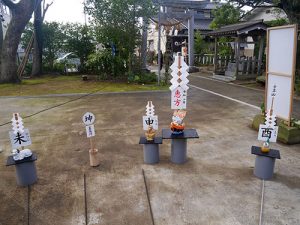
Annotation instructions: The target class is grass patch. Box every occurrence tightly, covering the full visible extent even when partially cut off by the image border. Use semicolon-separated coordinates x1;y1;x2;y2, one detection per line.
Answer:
0;75;168;97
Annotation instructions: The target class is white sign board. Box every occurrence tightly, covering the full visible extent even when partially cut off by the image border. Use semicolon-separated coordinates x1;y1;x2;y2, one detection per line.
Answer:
266;25;297;122
171;86;187;109
82;112;95;125
142;116;158;130
170;54;189;110
9;129;32;148
258;124;278;142
266;76;292;120
85;124;96;138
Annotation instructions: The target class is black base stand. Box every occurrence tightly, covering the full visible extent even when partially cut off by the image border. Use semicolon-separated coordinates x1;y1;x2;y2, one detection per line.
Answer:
6;153;38;186
162;129;199;164
139;137;162;164
251;146;281;180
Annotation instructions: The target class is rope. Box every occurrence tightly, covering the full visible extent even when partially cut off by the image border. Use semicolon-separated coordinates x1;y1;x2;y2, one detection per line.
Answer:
142;169;155;225
0;84;111;127
259;179;265;225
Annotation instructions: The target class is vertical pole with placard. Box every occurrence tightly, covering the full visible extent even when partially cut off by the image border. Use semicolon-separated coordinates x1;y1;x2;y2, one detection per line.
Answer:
265;24;298;126
82;112;99;167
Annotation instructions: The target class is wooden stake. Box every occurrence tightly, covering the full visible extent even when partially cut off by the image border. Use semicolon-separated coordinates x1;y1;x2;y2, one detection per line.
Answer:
89;137;93;150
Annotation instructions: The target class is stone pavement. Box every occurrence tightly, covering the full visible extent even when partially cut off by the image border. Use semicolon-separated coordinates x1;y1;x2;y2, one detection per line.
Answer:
0;88;299;225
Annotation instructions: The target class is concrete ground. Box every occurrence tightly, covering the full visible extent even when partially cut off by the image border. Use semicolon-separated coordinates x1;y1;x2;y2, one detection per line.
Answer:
0;82;300;225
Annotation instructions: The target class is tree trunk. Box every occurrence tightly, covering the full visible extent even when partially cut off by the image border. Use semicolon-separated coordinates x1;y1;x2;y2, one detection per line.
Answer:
32;0;43;76
0;19;3;67
0;0;35;83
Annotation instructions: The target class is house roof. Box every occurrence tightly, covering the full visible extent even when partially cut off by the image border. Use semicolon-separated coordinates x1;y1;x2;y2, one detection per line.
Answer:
207;20;268;37
242;3;287;22
153;0;220;10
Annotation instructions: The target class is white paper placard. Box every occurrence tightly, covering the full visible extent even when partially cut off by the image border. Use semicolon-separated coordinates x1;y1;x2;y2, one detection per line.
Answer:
85;124;96;138
9;129;32;148
82;112;95;125
142;116;158;130
171;86;187;109
268;27;295;75
258;124;278;142
11;113;24;135
266;25;297;122
266;74;292;120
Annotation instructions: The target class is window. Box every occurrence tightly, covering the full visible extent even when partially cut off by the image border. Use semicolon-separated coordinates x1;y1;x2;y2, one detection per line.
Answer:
204;11;211;18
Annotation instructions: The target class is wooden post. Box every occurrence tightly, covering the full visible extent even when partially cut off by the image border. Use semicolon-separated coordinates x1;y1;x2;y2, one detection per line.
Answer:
257;36;264;76
213;37;218;73
252;56;256;75
235;36;241;78
246;57;251;75
188;9;195;68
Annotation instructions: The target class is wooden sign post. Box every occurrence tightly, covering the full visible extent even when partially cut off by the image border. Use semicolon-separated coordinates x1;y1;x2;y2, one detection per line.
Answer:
82;112;99;167
265;24;298;126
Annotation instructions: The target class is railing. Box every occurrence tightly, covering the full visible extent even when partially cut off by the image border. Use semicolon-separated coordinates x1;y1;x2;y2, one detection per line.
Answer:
194;54;215;66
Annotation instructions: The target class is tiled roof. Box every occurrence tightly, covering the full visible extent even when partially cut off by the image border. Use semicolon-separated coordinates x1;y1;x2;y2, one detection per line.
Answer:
208;20;268;36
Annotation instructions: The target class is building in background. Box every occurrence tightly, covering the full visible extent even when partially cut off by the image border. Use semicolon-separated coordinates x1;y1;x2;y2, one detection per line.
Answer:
243;5;287;22
147;0;221;60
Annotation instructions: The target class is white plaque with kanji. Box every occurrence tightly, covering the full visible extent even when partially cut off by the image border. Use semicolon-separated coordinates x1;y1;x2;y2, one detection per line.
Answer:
170;54;189;110
171;86;187;109
142;116;158;130
9;129;32;149
258;124;278;142
82;112;95;126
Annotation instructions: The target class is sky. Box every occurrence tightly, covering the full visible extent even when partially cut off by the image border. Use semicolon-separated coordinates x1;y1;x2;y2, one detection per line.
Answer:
44;0;86;24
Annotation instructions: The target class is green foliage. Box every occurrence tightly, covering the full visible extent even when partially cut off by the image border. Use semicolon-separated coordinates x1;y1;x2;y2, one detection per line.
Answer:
62;23;95;66
260;102;265;114
265;18;289;27
194;31;210;55
42;22;66;71
21;22;95;72
85;50;127;78
85;0;156;72
127;71;157;84
218;37;234;56
210;3;241;29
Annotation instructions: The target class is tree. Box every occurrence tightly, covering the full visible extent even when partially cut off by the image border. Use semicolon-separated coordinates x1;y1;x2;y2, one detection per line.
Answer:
63;23;95;66
195;31;209;55
228;0;300;24
31;0;43;76
31;0;53;76
210;3;241;29
0;0;36;83
42;22;65;70
85;0;155;73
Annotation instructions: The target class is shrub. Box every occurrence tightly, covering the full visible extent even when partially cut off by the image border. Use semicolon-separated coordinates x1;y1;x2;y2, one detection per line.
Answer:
85;50;127;78
128;72;157;84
